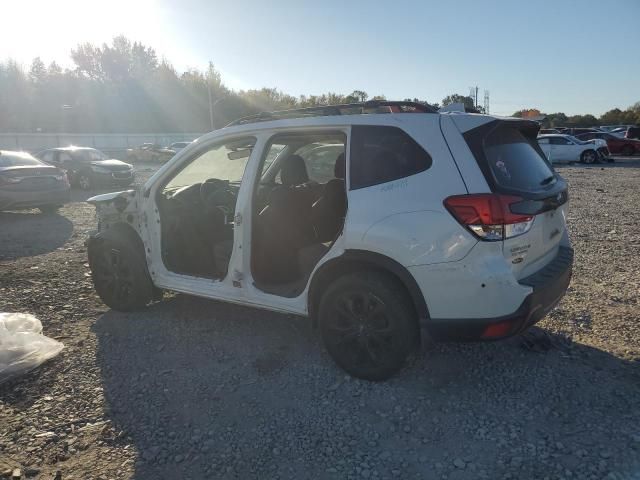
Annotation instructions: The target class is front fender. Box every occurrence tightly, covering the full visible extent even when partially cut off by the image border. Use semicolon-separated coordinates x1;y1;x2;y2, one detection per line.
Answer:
87;189;144;235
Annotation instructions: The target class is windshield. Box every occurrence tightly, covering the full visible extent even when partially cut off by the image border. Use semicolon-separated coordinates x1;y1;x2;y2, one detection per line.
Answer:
164;138;255;190
0;153;43;168
75;149;108;162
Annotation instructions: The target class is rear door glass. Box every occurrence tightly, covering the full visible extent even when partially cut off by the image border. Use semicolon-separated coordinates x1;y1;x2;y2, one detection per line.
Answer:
484;126;554;191
350;125;432;190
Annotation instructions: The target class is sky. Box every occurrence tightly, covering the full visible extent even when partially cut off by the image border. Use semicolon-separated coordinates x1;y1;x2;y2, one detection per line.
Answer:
1;0;639;116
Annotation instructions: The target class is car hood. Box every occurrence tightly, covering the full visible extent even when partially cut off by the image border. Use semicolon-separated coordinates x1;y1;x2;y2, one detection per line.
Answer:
91;159;132;169
87;188;137;205
0;164;60;174
582;139;606;146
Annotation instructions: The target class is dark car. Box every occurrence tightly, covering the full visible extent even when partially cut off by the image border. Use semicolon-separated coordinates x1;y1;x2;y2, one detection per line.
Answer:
625;126;640;140
0;150;70;213
37;147;134;190
575;132;640;156
539;128;561;135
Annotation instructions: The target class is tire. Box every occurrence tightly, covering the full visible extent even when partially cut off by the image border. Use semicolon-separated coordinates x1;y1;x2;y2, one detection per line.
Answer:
318;271;420;381
580;150;597;164
597;148;609;162
39;205;60;214
88;231;154;311
621;145;634;156
78;172;92;190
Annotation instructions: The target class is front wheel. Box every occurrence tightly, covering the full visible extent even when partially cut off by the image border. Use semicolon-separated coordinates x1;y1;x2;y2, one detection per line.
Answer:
88;232;154;311
319;271;420;381
581;150;597;164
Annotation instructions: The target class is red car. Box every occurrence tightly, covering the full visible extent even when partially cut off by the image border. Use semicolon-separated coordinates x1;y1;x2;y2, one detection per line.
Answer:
576;132;640;156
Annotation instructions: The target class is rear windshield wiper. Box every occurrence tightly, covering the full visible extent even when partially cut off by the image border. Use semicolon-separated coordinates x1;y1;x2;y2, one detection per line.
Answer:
540;175;556;186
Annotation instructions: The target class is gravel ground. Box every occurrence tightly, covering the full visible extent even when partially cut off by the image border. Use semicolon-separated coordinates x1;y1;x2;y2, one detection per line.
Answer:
1;159;639;480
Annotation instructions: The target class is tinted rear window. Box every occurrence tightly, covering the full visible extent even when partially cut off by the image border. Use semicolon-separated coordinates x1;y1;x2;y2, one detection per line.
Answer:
484;126;554;191
350;126;432;190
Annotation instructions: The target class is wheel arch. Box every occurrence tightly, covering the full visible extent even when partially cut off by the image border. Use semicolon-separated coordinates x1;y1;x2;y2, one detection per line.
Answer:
88;221;147;262
307;249;429;326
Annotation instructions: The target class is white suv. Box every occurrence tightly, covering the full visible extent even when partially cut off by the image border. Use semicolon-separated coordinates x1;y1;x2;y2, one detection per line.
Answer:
87;101;573;381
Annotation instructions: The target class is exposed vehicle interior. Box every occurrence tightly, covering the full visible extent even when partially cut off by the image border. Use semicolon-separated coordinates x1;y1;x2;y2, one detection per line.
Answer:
251;131;348;297
156;137;255;279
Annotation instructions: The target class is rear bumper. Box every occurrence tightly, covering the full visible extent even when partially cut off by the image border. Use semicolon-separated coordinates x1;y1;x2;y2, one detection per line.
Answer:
425;246;573;342
0;186;70;210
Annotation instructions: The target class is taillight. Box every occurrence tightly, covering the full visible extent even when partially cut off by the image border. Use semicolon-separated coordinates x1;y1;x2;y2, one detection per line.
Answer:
444;193;534;241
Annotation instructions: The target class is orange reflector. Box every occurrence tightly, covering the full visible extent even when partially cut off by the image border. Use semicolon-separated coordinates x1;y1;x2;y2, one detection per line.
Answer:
481;321;513;339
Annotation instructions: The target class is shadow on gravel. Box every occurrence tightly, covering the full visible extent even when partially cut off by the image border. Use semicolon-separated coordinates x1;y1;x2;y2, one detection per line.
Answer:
0;211;73;260
93;296;640;479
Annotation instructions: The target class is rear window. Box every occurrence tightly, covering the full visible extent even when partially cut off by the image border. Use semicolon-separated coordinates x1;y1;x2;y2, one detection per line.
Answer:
484;126;554;191
350;126;432;190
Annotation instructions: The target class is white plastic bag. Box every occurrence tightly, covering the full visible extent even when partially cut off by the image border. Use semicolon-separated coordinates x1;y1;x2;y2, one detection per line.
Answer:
0;312;64;384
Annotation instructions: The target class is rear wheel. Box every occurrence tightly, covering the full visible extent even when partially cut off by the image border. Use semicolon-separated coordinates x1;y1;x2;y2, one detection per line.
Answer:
622;145;634;156
319;271;419;381
580;150;597;164
88;232;154;311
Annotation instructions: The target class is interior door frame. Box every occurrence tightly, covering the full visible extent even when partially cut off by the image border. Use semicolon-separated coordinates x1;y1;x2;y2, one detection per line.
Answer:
143;132;265;305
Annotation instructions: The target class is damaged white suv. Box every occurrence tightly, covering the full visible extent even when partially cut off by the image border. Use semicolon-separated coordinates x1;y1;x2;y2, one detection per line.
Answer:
87;101;573;380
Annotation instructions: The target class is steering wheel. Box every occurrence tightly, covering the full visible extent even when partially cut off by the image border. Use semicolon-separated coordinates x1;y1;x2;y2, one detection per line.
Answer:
200;179;236;222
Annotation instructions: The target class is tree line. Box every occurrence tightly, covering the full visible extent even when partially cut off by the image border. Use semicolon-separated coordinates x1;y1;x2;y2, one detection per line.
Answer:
512;106;640;128
0;36;637;134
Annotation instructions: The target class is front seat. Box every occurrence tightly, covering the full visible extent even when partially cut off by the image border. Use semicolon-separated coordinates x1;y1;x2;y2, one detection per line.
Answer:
310;152;347;242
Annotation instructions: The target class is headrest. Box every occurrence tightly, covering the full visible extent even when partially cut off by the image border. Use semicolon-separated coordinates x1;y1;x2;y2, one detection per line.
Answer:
280;154;309;185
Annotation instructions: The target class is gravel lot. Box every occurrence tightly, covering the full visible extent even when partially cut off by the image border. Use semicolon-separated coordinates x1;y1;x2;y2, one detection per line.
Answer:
1;159;639;480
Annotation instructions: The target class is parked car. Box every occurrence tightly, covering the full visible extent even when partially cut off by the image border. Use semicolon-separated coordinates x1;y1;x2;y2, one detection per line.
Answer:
539;128;561;134
537;134;601;164
575;131;640;156
168;141;192;152
625;126;640;140
126;143;175;162
569;135;611;160
561;127;602;136
0;150;70;213
36;147;134;190
86;101;572;381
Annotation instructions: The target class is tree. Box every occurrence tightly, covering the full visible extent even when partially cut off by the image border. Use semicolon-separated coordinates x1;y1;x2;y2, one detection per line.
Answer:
345;90;368;103
29;57;47;84
512;108;542;119
442;93;475;110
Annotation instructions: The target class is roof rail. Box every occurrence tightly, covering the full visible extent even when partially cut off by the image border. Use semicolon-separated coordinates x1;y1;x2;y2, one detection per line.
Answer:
225;100;438;127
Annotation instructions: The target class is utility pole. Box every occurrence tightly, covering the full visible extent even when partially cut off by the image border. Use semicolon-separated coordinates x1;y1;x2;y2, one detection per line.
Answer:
207;77;214;131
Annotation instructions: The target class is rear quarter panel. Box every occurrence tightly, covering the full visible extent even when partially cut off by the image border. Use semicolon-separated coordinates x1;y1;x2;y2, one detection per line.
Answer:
343;115;477;267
